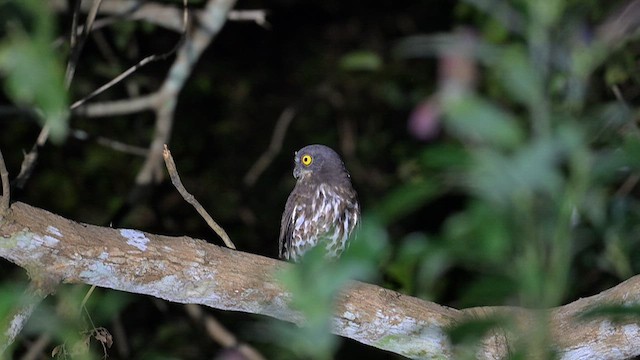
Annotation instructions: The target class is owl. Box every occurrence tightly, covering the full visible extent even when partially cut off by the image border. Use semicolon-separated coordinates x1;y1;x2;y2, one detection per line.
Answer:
279;144;360;262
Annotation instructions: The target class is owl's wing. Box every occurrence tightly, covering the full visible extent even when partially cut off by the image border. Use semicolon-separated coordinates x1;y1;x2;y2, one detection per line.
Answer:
278;190;298;260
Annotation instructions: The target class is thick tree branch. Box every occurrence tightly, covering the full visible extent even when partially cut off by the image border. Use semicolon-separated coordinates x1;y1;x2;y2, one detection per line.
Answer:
1;201;640;358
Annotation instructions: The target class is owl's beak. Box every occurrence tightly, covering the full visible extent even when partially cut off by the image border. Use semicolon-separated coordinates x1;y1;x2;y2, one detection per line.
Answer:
293;166;311;180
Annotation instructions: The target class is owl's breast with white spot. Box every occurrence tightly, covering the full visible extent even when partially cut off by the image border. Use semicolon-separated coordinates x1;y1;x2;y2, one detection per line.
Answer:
288;183;359;261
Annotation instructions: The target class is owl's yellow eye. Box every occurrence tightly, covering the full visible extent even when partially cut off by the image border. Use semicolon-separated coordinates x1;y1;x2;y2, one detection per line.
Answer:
301;154;313;166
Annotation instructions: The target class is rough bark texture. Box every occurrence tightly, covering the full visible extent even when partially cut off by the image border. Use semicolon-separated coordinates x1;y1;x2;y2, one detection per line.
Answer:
1;200;640;359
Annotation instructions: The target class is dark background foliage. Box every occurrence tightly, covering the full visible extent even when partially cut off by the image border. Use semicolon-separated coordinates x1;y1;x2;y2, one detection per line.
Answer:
2;0;640;358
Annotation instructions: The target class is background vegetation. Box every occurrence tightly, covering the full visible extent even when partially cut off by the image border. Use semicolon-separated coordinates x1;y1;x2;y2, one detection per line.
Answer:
2;0;640;358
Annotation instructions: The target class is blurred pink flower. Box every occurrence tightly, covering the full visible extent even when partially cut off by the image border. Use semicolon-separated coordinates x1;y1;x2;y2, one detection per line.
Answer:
408;97;441;141
408;28;478;141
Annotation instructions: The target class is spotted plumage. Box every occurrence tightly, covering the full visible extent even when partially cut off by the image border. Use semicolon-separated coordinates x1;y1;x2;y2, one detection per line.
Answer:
279;144;360;262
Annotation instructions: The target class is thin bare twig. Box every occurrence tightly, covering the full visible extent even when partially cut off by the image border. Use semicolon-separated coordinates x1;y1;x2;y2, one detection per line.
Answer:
0;148;10;214
615;174;640;197
69;0;81;50
185;304;266;360
19;333;51;360
13;124;50;190
71;129;148;156
162;145;236;249
79;285;97;315
72;94;159;117
70;50;178;111
95;138;147;157
243;107;296;187
227;10;270;28
111;313;129;358
596;0;640;44
611;84;628;106
66;0;104;87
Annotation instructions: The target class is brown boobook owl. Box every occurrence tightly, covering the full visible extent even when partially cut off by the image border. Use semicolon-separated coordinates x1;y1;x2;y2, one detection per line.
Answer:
279;144;360;262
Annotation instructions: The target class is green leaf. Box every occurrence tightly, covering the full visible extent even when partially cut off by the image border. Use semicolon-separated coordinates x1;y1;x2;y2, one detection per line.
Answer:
387;232;451;298
372;179;439;224
527;0;565;27
386;233;430;292
444;201;511;266
496;45;543;106
446;316;510;345
605;64;630;85
458;275;517;307
604;231;633;279
579;304;640;323
339;50;382;71
621;135;640;170
419;143;470;171
468;138;563;204
442;94;523;148
0;1;69;141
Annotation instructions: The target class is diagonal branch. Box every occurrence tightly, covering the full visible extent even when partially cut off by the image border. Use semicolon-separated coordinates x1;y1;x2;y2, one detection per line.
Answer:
162;145;236;249
243;107;296;187
1;201;640;359
184;304;266;360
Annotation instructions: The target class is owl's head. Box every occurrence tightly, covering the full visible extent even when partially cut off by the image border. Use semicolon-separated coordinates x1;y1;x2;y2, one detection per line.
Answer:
292;144;349;182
